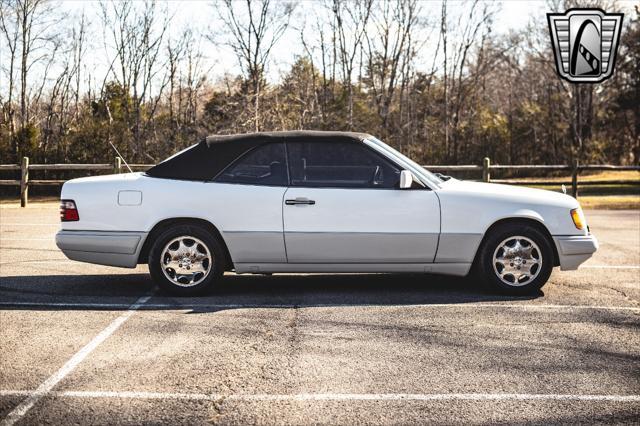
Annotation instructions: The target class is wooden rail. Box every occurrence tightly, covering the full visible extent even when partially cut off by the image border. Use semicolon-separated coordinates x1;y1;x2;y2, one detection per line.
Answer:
0;157;638;207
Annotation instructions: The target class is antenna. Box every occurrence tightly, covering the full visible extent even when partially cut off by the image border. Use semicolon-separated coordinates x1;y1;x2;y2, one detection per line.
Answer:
108;140;133;173
103;100;132;173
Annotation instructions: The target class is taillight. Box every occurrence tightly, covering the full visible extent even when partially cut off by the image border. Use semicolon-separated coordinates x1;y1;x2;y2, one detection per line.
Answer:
60;199;79;222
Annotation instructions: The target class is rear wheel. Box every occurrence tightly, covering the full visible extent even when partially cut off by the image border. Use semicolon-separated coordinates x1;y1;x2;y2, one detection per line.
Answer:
148;224;224;295
477;223;554;294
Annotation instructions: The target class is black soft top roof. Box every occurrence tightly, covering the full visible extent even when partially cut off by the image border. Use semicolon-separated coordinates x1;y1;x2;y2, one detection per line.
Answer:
146;131;372;181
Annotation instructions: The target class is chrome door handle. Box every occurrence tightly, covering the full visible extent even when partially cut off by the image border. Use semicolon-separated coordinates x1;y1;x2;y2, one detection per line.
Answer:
285;198;316;205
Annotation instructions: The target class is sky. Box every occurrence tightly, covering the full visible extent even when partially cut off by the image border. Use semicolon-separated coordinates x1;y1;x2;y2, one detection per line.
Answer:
14;1;639;95
56;1;550;85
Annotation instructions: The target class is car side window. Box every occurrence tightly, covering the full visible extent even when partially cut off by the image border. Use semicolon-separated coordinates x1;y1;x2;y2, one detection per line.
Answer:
216;143;288;186
287;142;400;188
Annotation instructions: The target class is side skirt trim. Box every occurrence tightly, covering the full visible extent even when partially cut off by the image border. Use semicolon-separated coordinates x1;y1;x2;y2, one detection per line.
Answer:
234;263;472;276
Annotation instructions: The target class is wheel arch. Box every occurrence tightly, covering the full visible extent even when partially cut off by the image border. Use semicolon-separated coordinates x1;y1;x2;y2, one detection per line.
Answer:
474;216;560;268
138;217;234;270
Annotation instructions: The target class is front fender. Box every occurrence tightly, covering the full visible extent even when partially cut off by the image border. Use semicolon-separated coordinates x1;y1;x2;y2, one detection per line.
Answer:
435;190;580;265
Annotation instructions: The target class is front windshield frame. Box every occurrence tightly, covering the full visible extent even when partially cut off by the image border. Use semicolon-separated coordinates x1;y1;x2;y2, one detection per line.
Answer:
364;137;442;189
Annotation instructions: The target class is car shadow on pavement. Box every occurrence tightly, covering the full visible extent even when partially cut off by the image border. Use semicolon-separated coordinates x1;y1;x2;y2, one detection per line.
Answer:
0;272;542;311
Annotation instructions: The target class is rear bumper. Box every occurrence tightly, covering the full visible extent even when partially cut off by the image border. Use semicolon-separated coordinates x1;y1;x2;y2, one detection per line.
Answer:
56;230;147;268
553;234;599;271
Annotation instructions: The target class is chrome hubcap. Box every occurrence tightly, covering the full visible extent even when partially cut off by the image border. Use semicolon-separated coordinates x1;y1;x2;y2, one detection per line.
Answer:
160;236;212;287
492;236;542;287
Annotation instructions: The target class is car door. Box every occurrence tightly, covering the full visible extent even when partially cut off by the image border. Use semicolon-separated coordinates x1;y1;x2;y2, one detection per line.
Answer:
282;141;440;264
212;142;288;263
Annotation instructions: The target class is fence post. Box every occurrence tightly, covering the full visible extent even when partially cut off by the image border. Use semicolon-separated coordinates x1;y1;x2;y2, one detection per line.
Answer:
20;156;29;207
571;159;579;198
482;157;491;182
114;157;122;174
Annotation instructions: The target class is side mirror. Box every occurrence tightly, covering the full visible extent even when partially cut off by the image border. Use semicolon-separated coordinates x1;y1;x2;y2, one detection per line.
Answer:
399;170;413;189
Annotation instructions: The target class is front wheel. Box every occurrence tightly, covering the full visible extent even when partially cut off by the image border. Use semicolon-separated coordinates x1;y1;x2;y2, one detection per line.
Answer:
477;223;554;295
148;224;224;295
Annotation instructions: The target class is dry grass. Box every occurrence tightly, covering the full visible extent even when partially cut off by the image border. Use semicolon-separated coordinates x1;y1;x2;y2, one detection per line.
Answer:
0;195;58;207
578;195;640;210
511;170;639;182
579;170;640;181
513;170;639;198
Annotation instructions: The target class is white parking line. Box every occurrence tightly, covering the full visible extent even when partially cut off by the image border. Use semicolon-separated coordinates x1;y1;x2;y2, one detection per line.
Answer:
0;390;638;403
0;295;150;426
581;265;640;269
0;301;638;312
0;223;58;226
0;238;55;241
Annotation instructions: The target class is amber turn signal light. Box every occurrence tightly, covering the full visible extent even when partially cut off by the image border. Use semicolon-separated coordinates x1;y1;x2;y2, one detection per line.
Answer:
570;208;585;230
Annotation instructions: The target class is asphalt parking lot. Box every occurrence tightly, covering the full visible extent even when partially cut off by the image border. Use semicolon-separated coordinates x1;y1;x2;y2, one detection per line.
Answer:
0;203;638;425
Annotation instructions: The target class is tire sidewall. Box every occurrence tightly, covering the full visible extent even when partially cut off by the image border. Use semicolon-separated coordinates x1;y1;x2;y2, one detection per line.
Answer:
478;224;554;294
149;224;224;296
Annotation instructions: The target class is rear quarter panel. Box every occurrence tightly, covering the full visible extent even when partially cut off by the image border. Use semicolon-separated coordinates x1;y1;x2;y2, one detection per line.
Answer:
60;174;288;262
61;174;283;232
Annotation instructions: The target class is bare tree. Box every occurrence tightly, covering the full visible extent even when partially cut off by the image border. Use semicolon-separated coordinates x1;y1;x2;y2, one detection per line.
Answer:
181;32;208;128
297;6;338;127
213;0;294;131
0;0;19;157
441;0;448;157
331;0;372;129
42;12;88;160
17;0;58;128
166;28;207;150
99;0;171;160
0;0;58;159
441;0;495;162
71;10;87;120
364;0;418;135
167;30;188;142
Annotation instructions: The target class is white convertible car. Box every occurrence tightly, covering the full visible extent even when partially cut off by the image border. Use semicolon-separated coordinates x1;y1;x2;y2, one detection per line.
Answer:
56;131;598;295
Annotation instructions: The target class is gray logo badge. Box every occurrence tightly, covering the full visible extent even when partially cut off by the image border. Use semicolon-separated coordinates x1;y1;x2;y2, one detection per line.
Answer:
547;8;623;83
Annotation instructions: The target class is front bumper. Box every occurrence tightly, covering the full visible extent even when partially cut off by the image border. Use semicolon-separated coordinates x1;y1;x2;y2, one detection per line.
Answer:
56;230;147;268
553;234;599;270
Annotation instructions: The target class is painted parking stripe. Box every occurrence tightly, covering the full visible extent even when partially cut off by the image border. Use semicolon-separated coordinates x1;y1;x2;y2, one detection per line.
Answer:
0;301;638;312
1;258;67;261
581;265;640;269
0;238;55;241
0;223;58;226
0;302;150;309
0;390;638;403
0;295;150;426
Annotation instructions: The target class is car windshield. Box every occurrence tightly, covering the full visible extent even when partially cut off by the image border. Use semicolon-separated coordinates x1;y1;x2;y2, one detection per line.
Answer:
365;137;442;187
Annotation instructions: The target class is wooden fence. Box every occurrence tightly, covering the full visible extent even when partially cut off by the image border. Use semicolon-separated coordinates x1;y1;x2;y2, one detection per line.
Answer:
0;157;638;207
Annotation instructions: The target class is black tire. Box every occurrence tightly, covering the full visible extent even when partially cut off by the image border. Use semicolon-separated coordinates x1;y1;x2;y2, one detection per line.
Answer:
148;224;225;296
476;223;554;295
